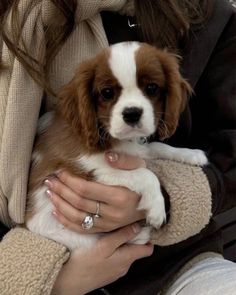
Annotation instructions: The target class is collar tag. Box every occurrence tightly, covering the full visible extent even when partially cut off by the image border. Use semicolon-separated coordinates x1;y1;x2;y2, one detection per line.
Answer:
137;137;148;145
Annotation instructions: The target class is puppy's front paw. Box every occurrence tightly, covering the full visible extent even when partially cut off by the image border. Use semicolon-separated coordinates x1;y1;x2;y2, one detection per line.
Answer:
175;149;208;166
138;192;166;230
146;204;166;229
129;227;151;244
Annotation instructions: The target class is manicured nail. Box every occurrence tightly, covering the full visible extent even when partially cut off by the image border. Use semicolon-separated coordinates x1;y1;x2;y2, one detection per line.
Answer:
132;223;141;234
52;211;58;218
44;179;53;188
105;151;119;162
46;189;53;198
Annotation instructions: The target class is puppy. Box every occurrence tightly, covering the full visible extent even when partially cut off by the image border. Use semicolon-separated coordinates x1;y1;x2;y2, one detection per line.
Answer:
26;42;208;250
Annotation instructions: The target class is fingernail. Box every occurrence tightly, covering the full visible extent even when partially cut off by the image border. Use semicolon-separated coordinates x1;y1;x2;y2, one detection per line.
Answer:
132;223;141;234
46;189;53;198
52;211;58;218
44;179;53;188
105;151;119;162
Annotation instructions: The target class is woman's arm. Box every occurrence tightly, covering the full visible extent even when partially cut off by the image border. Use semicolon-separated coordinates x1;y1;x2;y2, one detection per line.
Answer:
45;150;211;245
52;224;153;295
0;227;69;295
0;224;153;295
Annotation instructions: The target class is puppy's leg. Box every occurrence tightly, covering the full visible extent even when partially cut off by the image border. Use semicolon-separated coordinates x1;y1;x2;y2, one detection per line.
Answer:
147;142;208;166
129;226;152;245
97;168;166;244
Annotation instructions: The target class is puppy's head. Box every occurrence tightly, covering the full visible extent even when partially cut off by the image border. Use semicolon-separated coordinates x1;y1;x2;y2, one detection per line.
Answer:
58;42;192;152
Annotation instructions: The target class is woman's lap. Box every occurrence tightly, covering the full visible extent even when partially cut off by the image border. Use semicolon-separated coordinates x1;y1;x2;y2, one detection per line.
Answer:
163;252;236;295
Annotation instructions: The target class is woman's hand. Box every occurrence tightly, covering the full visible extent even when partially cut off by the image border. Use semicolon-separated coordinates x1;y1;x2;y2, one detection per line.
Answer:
52;224;154;295
44;152;146;233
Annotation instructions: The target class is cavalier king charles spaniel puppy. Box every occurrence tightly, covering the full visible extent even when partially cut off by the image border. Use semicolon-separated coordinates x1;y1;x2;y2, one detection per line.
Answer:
26;42;208;251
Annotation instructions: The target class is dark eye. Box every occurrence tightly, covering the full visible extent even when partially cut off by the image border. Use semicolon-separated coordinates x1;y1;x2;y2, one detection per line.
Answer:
145;83;160;97
100;87;115;101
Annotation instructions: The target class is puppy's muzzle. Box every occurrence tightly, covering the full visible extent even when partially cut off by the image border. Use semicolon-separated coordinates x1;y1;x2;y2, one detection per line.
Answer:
122;107;143;126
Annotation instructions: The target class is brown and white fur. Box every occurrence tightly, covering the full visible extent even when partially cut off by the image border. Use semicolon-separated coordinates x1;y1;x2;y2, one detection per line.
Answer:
26;42;208;251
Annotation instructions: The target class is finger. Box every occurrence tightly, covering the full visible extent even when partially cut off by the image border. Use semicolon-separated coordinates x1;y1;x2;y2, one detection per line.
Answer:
46;180;143;231
45;178;106;215
117;243;154;262
52;209;102;234
48;190;88;225
104;151;146;170
99;223;142;256
48;190;116;231
56;171;130;204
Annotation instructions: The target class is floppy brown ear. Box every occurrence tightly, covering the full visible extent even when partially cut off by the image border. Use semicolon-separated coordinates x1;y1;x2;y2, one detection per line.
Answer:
58;58;100;151
157;53;192;140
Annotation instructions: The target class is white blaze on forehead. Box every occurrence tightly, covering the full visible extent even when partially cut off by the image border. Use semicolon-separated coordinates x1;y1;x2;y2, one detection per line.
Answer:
108;42;156;139
109;42;140;88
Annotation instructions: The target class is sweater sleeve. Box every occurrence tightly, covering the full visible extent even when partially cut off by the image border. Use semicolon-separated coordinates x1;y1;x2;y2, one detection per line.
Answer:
0;1;45;225
148;160;212;246
0;227;70;295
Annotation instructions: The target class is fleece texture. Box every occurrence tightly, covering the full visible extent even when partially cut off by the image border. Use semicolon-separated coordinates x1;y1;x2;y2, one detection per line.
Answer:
0;227;70;295
149;160;212;246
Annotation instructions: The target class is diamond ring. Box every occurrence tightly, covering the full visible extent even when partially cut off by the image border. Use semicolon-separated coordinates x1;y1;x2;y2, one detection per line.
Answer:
81;214;94;230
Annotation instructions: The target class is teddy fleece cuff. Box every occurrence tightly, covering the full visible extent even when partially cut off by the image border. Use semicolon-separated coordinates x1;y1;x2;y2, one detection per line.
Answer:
0;227;70;295
147;160;212;246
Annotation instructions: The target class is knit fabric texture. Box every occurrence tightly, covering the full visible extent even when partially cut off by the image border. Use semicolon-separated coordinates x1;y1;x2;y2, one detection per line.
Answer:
0;0;133;226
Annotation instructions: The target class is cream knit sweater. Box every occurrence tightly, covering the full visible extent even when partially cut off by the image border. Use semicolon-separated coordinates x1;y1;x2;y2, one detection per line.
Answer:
0;0;134;226
0;1;212;294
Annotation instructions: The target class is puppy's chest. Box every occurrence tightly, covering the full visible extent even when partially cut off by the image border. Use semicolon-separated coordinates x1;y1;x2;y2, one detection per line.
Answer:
77;141;150;179
77;153;116;179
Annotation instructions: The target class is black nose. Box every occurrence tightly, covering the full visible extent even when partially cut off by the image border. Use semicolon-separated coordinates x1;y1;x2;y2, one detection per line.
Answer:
122;107;143;126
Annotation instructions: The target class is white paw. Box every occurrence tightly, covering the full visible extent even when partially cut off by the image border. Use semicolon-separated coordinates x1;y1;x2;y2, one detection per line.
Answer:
138;192;166;229
174;149;208;166
146;205;166;229
129;227;151;244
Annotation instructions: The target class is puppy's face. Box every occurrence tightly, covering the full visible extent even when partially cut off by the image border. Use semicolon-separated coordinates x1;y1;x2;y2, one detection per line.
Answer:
59;42;191;152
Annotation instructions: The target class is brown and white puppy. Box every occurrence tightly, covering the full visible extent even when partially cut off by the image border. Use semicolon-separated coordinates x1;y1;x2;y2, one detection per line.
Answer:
26;42;208;251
